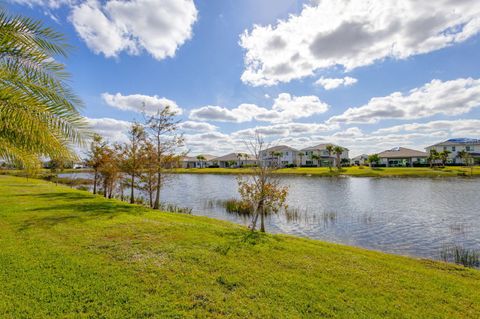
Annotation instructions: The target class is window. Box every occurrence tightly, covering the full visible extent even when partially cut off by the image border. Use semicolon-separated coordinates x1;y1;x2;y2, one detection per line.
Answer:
443;146;447;151
466;146;471;151
285;152;289;155
452;146;456;151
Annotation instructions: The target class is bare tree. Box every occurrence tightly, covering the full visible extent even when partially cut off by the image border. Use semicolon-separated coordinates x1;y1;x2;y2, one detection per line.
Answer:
138;140;158;207
145;106;184;209
237;133;288;232
85;134;107;194
120;122;146;204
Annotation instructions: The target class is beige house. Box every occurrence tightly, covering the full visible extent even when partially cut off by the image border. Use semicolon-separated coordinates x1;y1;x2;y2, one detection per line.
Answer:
377;147;428;167
300;143;349;167
181;154;217;168
260;145;299;167
212;153;257;168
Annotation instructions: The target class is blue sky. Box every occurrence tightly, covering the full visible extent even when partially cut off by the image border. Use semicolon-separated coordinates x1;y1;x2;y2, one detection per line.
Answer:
6;0;480;156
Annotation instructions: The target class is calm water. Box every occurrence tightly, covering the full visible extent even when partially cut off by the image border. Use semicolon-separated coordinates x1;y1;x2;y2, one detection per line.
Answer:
61;172;480;259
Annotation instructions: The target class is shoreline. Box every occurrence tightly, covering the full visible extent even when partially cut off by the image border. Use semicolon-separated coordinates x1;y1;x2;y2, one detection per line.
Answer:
0;175;479;318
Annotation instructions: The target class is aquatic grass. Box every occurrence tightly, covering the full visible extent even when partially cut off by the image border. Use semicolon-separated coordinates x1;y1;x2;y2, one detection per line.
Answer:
440;245;480;268
221;198;253;216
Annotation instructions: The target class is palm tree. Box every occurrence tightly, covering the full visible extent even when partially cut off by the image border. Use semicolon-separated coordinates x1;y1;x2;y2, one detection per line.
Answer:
333;146;344;170
311;154;320;167
428;149;439;168
196;155;206;168
325;145;334;171
298;152;304;167
0;11;87;168
236;153;243;167
272;151;282;167
458;150;474;176
439;150;451;167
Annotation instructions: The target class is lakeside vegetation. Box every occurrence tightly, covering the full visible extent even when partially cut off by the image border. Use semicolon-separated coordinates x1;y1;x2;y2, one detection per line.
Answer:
172;166;480;177
1;175;480;318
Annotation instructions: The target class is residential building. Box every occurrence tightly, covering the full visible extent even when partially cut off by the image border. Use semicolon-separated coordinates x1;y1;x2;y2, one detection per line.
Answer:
181;154;216;168
425;138;480;164
377;147;428;167
260;145;299;167
351;154;369;166
299;143;349;167
212;153;257;168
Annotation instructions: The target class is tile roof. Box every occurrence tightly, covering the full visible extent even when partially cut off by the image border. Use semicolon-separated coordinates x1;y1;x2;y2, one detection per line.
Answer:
378;147;427;158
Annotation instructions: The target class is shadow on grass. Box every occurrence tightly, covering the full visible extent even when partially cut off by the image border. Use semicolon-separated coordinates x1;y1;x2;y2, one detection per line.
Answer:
15;192;94;201
17;194;146;231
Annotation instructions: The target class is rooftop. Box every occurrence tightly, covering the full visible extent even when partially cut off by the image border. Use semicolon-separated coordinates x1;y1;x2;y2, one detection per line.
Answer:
378;147;428;158
427;138;480;147
212;153;256;161
263;145;299;153
301;143;349;151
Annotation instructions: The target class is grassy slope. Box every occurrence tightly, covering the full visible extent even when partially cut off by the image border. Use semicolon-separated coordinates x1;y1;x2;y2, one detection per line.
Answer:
0;176;479;318
173;166;480;177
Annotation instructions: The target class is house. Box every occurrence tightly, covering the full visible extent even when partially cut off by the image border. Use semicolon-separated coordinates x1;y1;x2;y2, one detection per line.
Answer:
299;143;349;167
425;138;480;164
351;154;369;166
212;153;257;168
377;147;428;167
181;154;217;168
260;145;299;167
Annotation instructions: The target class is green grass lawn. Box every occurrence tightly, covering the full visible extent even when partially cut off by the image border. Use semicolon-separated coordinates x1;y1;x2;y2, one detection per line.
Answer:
1;175;479;318
174;166;480;177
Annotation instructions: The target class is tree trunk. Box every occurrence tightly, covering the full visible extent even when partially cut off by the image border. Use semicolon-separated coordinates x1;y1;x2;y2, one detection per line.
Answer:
103;179;107;198
93;170;97;194
251;211;259;231
130;172;135;204
153;171;161;209
260;208;265;232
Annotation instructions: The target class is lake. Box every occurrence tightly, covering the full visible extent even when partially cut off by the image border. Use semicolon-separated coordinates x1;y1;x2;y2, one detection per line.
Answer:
60;172;480;260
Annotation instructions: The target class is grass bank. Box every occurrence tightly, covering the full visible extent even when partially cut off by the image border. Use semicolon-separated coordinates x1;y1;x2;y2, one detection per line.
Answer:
173;166;480;177
1;175;479;318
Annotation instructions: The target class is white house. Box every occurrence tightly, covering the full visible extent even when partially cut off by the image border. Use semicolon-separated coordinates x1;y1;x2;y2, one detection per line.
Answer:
260;145;299;167
377;147;428;167
299;143;349;167
351;154;369;166
212;153;257;168
425;138;480;164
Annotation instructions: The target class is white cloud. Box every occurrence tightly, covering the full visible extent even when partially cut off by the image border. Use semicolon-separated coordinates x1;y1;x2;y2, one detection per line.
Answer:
189;93;329;123
70;0;197;60
180;121;218;132
231;122;337;139
328;78;480;124
102;92;182;115
315;76;357;90
240;0;480;86
87;117;132;143
374;119;480;136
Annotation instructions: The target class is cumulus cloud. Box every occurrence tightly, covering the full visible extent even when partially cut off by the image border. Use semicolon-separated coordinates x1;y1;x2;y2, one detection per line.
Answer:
374;119;480;136
231;122;337;139
180;121;218;132
70;0;197;60
240;0;480;85
189;93;329;123
328;78;480;124
87;117;132;143
315;76;357;90
102;92;182;115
